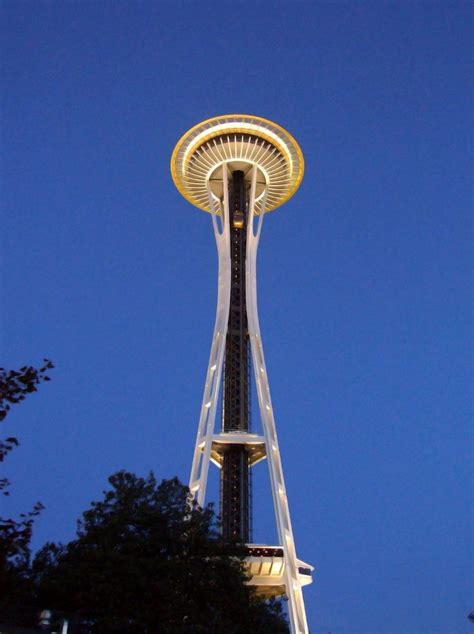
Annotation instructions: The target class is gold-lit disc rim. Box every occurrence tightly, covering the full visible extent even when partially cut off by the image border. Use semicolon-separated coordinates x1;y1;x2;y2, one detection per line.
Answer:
170;114;304;213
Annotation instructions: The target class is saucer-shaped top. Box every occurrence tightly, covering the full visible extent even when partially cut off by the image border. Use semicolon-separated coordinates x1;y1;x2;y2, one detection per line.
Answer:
171;115;304;214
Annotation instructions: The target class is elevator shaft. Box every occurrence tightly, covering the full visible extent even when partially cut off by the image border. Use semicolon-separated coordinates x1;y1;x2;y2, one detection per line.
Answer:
221;170;250;542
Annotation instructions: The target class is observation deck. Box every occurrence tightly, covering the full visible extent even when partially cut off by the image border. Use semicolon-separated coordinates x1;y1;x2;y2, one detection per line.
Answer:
171;114;304;214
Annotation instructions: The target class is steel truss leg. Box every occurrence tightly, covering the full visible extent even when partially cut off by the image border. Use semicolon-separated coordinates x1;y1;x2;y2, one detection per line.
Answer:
246;166;309;634
189;165;231;506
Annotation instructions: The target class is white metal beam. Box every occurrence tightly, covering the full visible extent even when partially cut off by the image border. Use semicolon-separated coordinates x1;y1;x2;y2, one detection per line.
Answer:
246;165;310;633
188;166;231;506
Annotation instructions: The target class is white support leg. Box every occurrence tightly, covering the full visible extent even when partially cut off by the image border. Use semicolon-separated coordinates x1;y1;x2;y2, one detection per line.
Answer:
188;165;231;507
246;166;309;634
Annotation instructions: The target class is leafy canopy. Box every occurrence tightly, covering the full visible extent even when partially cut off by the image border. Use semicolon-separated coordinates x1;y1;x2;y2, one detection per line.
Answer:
33;471;289;633
0;360;53;622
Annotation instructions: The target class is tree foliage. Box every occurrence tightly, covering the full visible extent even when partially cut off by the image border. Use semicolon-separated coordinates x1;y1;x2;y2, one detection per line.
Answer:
0;360;54;423
0;359;54;624
32;471;289;633
0;359;54;489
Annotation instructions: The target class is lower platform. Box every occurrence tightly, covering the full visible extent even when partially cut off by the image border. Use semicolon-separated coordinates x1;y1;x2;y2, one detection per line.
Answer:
244;544;313;599
210;432;267;467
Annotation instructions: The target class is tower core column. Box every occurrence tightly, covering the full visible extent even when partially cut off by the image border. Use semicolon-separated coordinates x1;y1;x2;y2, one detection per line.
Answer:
221;171;251;542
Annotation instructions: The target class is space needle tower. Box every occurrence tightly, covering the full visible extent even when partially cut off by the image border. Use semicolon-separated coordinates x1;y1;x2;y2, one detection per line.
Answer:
171;115;313;633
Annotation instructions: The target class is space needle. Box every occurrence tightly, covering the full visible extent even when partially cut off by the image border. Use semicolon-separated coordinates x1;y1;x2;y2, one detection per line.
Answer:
171;115;313;633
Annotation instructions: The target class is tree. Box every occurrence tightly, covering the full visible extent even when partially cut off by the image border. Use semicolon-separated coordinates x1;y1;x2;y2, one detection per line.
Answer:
33;471;289;633
0;360;54;623
0;359;54;494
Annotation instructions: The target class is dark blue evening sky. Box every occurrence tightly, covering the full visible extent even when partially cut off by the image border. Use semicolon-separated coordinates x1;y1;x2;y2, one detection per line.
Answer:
1;2;472;632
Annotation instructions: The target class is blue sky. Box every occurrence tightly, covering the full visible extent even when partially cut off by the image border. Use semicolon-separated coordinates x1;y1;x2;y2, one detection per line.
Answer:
1;2;472;632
